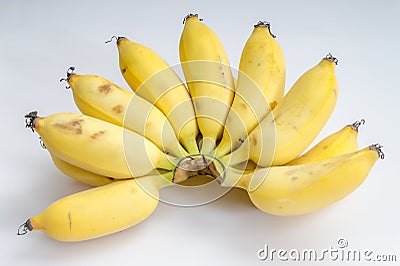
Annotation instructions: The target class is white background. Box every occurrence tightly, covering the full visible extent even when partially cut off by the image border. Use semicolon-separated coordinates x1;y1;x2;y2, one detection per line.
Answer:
1;0;399;265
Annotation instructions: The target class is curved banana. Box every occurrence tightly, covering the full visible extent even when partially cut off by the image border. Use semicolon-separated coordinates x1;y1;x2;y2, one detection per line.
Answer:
64;69;187;158
50;153;115;187
222;144;383;216
215;21;285;157
18;173;173;242
116;37;199;154
223;54;338;167
287;119;364;165
180;14;235;153
25;111;177;178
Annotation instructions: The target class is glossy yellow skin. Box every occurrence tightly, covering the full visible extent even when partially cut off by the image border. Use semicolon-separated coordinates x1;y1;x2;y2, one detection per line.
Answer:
223;146;379;216
117;37;199;154
287;122;360;165
68;74;132;126
223;57;338;167
35;112;176;178
179;15;235;153
29;174;171;242
68;74;187;158
50;153;114;187
216;23;285;157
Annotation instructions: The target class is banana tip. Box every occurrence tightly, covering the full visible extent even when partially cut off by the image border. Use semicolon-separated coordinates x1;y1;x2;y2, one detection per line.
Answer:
59;66;75;89
25;111;39;132
17;219;33;235
324;53;338;65
182;13;202;24
370;143;385;159
254;21;276;38
105;36;126;44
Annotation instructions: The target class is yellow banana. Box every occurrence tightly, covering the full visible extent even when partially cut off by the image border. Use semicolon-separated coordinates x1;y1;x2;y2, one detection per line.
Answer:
287;119;364;165
25;111;177;178
50;153;115;187
223;54;338;167
222;144;383;216
18;172;173;242
180;14;235;153
215;21;285;157
64;69;187;158
116;37;199;154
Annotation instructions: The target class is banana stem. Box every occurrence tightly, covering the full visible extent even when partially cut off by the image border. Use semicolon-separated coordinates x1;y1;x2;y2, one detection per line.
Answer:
178;145;190;157
199;137;216;154
159;154;181;171
219;142;249;166
180;136;200;154
220;167;251;190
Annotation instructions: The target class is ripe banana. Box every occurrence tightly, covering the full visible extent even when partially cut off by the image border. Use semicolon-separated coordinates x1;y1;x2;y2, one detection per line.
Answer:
222;144;383;216
25;111;177;178
116;37;199;154
18;15;385;242
215;21;285;157
18;172;173;242
50;153;115;187
180;14;235;153
222;54;338;167
287;119;364;165
64;69;187;158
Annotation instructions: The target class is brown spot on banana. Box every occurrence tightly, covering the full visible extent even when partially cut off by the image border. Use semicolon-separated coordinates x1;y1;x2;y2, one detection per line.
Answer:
68;212;72;231
54;119;83;134
98;83;112;94
250;135;257;146
90;130;107;140
112;105;124;114
269;101;277;110
121;68;126;74
239;102;248;110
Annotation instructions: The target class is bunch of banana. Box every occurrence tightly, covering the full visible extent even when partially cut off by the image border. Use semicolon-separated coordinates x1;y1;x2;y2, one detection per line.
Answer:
18;13;384;242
